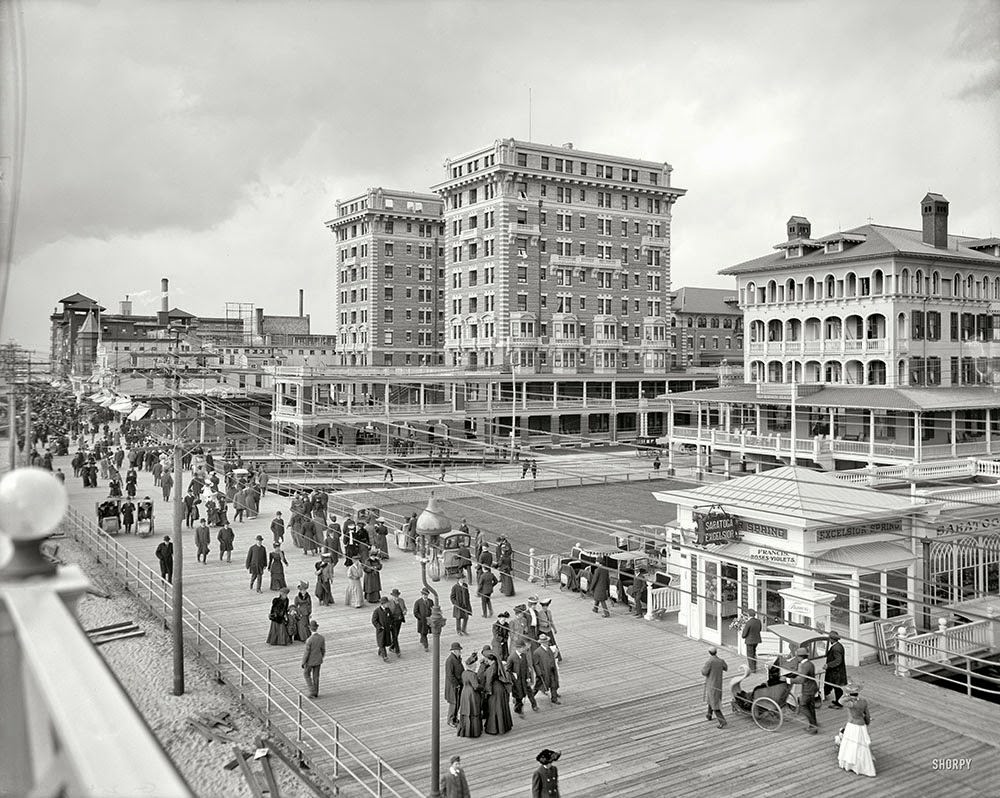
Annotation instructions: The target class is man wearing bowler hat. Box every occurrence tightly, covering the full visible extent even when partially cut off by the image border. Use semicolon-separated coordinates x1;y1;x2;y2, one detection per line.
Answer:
532;749;561;797
413;587;433;651
741;609;763;673
445;641;464;727
824;630;848;708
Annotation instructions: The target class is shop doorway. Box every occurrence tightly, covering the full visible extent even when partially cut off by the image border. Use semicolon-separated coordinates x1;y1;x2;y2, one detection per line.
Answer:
757;574;792;628
720;564;740;646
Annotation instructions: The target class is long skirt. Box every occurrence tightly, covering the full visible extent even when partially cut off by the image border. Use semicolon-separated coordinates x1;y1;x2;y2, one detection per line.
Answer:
266;620;291;646
499;572;515;596
316;578;333;606
269;564;287;591
295;612;311;642
457;686;483;738
484;683;514;735
838;723;876;777
345;578;364;608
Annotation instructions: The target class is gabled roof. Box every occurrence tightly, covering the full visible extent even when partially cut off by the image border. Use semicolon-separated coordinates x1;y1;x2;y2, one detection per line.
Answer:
60;292;98;304
671;286;740;315
655;465;922;525
720;224;1000;275
167;308;196;319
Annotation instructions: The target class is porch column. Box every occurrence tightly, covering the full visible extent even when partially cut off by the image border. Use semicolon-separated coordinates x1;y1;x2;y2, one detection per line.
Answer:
639;411;648;437
755;405;762;436
987;408;993;456
419;384;426;412
667;400;675;438
829;406;836;439
951;410;957;458
611;381;617;408
913;411;921;463
582;380;588;409
868;410;876;466
384;382;390;412
521;380;527;410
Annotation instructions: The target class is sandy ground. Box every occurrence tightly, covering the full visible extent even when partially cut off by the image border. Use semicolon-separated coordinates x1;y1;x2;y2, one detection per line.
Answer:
60;532;321;798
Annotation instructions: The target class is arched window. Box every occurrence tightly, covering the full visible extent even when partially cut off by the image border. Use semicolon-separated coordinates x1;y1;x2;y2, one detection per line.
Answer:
745;281;756;304
915;270;924;296
932;271;940;295
900;269;910;294
804;276;816;300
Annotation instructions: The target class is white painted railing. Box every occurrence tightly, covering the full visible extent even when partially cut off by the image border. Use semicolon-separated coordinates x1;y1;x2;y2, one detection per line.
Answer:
896;618;994;674
0;568;192;797
645;584;682;618
63;507;425;798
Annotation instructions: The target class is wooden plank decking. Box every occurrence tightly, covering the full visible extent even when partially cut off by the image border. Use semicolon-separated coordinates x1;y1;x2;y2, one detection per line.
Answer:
60;458;1000;798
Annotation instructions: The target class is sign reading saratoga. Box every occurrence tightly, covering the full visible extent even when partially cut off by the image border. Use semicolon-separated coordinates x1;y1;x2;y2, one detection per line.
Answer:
694;511;743;546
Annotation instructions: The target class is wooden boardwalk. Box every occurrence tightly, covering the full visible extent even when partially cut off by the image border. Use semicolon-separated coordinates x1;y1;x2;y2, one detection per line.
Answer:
61;459;1000;798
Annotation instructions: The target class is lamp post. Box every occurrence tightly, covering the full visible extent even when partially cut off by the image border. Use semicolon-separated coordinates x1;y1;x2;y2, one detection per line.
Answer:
507;335;517;462
414;493;451;798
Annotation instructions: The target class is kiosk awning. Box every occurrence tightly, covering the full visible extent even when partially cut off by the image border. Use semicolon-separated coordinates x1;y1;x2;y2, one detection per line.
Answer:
819;541;915;569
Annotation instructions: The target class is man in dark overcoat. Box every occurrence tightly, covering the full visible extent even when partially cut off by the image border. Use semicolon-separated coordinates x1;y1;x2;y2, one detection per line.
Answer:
701;646;728;728
412;587;433;650
245;535;268;593
450;576;472;635
532;634;561;704
155;535;173;584
741;609;763;673
444;642;464;727
824;630;848;708
372;596;392;662
790;646;820;734
507;639;538;715
590;563;611;617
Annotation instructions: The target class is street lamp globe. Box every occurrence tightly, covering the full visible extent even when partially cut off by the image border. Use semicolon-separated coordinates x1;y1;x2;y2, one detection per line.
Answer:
0;467;68;578
415;493;452;541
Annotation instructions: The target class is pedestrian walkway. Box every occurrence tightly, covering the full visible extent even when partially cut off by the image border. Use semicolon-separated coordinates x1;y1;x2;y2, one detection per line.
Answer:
58;455;999;798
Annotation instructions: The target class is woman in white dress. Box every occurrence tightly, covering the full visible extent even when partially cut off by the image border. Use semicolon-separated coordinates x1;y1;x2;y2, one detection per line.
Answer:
837;683;876;777
344;557;364;608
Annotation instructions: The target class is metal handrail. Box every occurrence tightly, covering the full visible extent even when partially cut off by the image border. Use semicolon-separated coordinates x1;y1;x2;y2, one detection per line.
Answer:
64;506;425;798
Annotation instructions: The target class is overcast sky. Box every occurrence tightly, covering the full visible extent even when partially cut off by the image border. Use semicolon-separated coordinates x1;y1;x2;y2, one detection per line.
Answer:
4;0;998;355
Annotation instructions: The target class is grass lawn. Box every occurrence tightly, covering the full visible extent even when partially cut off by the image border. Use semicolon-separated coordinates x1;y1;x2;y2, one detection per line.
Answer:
382;477;694;565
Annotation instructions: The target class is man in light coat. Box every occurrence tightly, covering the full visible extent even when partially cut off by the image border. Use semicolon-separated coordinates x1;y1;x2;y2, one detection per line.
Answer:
701;646;728;728
301;620;326;698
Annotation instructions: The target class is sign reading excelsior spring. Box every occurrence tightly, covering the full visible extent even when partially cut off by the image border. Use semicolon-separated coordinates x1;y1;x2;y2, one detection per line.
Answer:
815;519;902;542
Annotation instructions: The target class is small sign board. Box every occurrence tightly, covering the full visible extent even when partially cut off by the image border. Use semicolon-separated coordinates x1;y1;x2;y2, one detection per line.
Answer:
873;614;917;665
694;509;743;546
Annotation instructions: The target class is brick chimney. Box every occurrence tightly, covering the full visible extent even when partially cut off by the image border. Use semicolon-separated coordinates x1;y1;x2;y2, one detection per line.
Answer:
921;193;949;248
157;278;169;325
786;216;811;241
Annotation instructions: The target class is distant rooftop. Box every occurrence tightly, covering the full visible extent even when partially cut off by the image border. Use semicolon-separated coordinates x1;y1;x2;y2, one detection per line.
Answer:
671;286;740;315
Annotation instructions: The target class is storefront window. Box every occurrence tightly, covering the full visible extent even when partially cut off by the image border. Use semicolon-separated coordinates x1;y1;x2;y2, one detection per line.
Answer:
886;569;908;618
704;561;719;631
859;572;882;624
815;577;851;628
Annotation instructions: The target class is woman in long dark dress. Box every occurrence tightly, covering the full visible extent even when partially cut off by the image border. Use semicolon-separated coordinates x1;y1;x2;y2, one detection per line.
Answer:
268;544;289;591
362;552;383;603
496;538;515;597
266;587;292;645
482;652;514;735
491;614;511;661
456;657;483;738
293;582;313;641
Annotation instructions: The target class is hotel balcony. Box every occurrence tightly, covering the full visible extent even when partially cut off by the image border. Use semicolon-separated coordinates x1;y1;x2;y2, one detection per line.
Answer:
590;337;623;348
509;336;540;347
459;227;481;241
548;254;623;271
746;339;888;357
551;336;586;347
511;223;541;237
641;235;670;249
341;255;357;267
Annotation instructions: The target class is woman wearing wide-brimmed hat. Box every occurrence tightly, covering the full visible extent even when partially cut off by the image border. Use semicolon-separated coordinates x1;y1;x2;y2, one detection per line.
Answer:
837;683;876;777
268;543;289;591
293;581;313;642
315;553;334;606
532;749;561;797
456;654;483;739
266;587;292;646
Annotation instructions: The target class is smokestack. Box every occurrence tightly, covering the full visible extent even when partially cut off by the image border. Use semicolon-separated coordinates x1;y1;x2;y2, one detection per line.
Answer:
299;288;304;317
120;295;132;316
158;278;169;325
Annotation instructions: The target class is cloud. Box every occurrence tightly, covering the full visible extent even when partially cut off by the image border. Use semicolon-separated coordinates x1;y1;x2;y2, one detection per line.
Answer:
6;0;999;352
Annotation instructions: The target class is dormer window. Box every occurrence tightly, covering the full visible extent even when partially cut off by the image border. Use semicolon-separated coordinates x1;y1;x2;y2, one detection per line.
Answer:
785;246;801;259
825;241;843;254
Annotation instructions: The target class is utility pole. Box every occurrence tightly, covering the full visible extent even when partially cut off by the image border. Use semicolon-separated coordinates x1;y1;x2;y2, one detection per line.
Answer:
22;355;31;466
171;390;185;695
